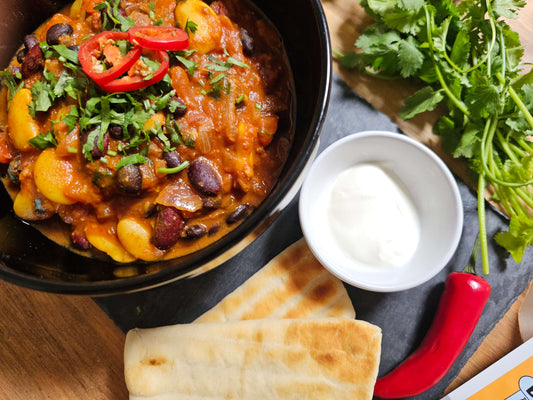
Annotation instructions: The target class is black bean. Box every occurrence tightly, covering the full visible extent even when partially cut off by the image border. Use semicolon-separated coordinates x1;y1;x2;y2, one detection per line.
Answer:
46;23;74;46
167;96;187;118
72;232;91;250
116;164;143;195
23;35;39;50
152;206;183;250
16;49;27;64
7;156;22;185
208;223;220;236
108;125;123;139
20;45;44;78
183;224;207;240
67;45;80;53
226;204;253;225
239;28;254;57
163;150;183;168
188;158;222;196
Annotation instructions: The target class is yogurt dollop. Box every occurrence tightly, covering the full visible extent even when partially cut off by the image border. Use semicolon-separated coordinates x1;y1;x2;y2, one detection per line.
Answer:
327;163;420;268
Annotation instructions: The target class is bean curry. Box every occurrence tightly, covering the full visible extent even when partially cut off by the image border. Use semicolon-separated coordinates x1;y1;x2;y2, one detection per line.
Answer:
0;0;293;263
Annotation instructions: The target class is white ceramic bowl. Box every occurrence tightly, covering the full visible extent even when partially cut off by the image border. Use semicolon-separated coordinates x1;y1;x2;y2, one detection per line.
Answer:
299;131;463;292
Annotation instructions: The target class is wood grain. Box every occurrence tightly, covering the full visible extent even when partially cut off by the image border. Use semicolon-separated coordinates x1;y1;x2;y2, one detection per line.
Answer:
0;280;128;399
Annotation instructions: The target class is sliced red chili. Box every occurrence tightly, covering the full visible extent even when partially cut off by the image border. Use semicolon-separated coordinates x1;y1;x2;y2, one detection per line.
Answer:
128;26;189;51
100;49;170;93
79;31;142;85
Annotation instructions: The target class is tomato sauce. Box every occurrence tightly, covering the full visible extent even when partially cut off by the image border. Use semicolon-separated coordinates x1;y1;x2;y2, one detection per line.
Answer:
0;0;293;263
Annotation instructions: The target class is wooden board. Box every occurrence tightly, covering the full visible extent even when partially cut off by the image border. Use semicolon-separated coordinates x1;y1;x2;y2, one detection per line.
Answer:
0;280;128;399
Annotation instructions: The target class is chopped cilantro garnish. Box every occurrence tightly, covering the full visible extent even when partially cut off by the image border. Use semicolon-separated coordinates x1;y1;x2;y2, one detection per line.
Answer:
149;1;163;26
209;73;226;85
116;154;150;169
184;19;198;35
175;55;198;76
29;129;57;150
158;160;190;174
95;0;134;32
0;70;23;99
34;198;48;214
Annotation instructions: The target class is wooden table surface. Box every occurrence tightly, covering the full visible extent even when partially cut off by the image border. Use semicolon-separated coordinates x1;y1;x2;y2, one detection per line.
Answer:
1;0;533;398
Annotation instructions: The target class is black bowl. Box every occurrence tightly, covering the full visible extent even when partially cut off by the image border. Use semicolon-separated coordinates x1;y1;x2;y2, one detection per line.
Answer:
0;0;331;294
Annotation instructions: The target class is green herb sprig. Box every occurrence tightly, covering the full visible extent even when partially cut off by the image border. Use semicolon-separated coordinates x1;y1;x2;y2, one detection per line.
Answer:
339;0;532;274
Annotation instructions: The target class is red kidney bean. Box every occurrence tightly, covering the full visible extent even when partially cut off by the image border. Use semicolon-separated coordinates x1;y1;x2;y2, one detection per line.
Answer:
71;232;91;250
188;158;222;196
152;206;183;250
21;45;44;78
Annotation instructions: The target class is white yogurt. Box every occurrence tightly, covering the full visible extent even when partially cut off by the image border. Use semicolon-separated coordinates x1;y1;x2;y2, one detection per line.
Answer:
327;163;420;268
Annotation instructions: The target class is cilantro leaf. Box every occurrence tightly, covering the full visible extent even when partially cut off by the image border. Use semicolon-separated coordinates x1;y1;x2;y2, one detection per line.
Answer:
492;0;526;19
0;70;23;99
397;36;424;77
116;154;150;169
28;130;57;150
399;86;444;119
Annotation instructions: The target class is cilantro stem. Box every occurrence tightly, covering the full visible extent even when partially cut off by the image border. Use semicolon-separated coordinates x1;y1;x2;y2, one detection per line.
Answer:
478;172;490;275
157;160;189;174
506;80;533;130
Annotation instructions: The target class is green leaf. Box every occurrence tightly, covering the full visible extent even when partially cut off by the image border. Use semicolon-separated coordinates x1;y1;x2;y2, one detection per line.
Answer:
0;70;23;99
495;213;533;263
398;0;425;11
176;55;198;75
450;29;471;70
382;7;424;35
453;122;482;158
399;86;444;119
465;83;502;119
53;44;80;64
116;154;150;169
397;36;424;77
30;80;54;113
28;130;57;150
492;0;526;19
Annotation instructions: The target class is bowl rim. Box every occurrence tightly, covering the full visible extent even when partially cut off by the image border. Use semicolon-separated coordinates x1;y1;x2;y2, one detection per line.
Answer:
299;130;464;292
0;0;332;295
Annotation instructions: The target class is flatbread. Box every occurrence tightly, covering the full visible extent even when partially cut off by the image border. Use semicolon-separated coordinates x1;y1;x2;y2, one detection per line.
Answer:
195;239;355;322
125;318;381;400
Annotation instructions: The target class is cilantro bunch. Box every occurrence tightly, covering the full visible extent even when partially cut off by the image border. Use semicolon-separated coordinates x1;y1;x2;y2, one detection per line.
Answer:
339;0;532;274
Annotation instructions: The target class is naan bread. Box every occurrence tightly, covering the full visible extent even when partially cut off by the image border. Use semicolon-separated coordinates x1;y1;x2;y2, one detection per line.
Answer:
195;239;355;322
125;318;381;400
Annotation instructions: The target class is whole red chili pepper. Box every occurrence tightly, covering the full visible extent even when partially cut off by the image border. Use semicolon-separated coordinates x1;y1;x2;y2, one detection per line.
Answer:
374;242;491;399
